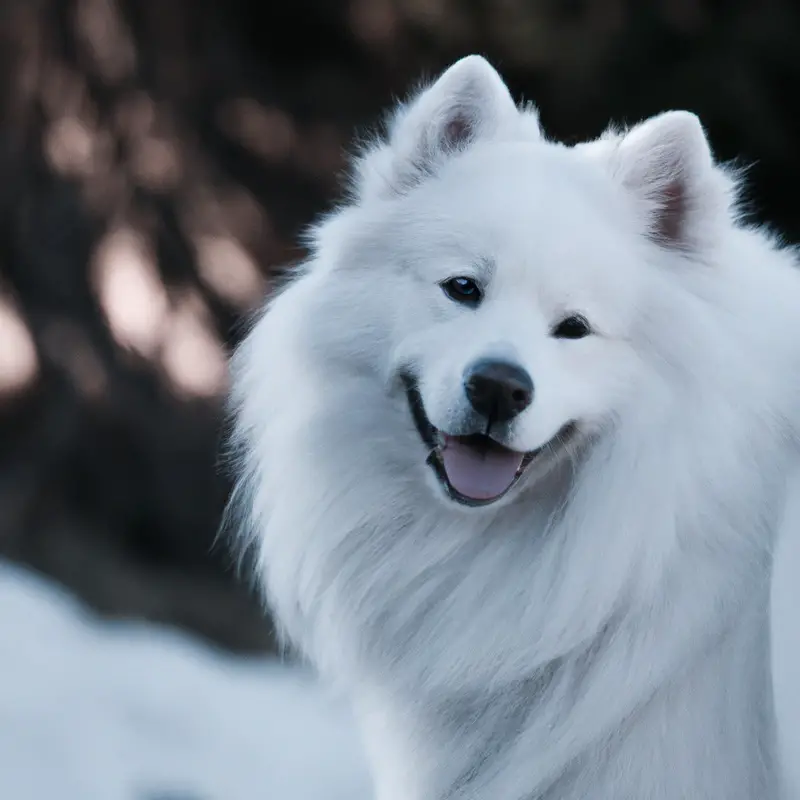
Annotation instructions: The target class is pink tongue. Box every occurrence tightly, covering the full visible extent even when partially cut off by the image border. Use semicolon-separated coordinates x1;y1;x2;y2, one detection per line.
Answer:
440;436;525;501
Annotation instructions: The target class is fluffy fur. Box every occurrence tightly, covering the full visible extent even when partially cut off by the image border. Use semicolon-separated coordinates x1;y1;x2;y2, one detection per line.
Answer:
228;56;800;799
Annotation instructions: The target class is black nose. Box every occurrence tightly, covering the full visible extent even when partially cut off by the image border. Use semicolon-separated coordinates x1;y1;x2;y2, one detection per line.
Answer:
463;359;534;423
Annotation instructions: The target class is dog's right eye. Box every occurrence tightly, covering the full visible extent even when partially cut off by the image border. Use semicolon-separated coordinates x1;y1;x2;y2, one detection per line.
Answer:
552;314;592;340
440;277;482;307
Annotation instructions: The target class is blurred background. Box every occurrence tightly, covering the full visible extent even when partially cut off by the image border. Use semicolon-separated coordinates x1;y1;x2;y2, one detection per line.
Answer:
1;1;799;797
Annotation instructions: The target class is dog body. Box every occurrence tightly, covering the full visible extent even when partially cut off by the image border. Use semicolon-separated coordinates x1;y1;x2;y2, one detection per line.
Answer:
230;56;800;799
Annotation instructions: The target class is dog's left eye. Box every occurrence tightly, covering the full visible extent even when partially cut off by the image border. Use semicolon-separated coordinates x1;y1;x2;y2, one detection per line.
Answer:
552;314;591;339
440;277;482;307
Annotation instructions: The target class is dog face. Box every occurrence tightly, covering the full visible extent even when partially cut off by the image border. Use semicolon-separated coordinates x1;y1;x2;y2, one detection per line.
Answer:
372;147;649;508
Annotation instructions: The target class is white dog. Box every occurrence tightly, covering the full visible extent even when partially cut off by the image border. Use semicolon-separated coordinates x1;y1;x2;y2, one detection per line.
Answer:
228;55;800;799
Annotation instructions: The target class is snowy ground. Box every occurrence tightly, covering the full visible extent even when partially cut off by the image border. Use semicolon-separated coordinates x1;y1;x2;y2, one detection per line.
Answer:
0;562;372;800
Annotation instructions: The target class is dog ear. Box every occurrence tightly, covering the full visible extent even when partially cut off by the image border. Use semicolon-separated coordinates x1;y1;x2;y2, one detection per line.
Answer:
609;111;733;253
355;55;520;199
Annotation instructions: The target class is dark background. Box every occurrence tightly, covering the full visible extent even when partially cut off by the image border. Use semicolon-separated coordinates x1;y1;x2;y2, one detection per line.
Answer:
1;0;798;654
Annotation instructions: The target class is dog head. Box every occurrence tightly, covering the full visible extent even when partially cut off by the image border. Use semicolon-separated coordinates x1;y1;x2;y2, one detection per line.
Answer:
287;56;735;511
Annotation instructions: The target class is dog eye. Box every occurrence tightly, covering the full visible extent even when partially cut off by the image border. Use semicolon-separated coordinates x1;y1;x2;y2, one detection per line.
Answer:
552;314;591;339
440;277;482;307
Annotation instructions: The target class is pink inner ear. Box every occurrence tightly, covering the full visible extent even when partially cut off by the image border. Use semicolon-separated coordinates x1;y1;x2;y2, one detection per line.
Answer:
653;178;688;247
442;112;474;150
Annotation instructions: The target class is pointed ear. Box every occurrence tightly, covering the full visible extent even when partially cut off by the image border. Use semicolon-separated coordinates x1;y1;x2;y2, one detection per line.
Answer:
355;55;520;199
609;111;734;253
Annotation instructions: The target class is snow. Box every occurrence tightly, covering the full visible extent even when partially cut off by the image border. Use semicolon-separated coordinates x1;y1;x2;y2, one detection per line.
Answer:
0;562;372;800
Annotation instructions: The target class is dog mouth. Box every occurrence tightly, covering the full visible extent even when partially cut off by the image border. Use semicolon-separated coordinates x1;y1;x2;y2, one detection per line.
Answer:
402;376;576;507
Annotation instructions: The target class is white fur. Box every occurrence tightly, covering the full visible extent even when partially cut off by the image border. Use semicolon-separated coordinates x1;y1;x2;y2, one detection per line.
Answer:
228;55;800;799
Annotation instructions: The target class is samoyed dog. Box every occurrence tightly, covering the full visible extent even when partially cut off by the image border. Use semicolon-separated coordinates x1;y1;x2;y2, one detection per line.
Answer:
228;56;800;799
